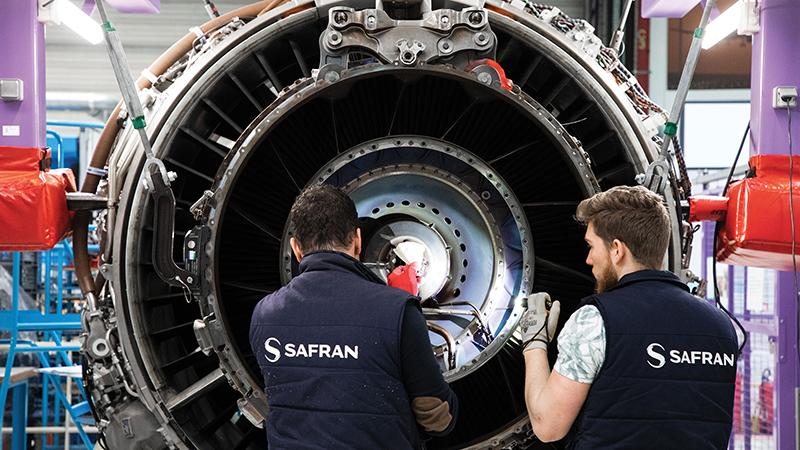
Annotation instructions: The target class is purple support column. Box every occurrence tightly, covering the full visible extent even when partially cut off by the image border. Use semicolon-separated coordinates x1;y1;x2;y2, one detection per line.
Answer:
0;0;46;148
750;0;800;156
742;268;752;450
775;271;798;449
728;264;738;447
701;221;715;286
750;1;800;448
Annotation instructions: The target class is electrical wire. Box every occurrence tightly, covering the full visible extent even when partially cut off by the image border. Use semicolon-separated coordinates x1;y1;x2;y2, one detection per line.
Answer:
442;300;494;341
713;123;750;355
786;106;800;366
723;123;751;197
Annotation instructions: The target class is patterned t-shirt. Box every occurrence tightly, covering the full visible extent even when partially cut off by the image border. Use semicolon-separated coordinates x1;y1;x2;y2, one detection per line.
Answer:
553;305;606;384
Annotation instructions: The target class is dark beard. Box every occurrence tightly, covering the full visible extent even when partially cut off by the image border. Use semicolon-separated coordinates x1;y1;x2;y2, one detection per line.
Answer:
595;263;619;293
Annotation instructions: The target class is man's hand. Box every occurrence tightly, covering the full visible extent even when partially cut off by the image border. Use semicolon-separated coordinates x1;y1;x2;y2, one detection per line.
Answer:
388;262;420;296
519;293;561;352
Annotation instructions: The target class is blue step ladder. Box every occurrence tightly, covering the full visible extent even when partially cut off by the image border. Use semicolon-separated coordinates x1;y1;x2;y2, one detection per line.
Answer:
1;250;94;449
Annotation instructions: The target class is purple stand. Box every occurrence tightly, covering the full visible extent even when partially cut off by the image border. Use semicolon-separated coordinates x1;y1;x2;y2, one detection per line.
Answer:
775;270;798;449
0;0;46;148
750;0;800;157
750;1;800;448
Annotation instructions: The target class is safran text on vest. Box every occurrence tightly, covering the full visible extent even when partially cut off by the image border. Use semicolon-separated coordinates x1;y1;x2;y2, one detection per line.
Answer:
646;343;735;369
263;337;359;363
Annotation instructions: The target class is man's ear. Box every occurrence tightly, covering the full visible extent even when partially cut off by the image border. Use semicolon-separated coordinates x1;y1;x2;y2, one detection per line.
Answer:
352;228;362;259
290;237;304;262
610;239;624;265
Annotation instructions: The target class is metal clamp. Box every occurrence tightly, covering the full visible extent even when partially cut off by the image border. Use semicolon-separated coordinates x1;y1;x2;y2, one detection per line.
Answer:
638;156;672;195
319;7;496;70
190;190;216;222
146;160;199;292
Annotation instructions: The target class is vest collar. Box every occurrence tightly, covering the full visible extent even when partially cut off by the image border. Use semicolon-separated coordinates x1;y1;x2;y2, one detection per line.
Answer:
298;251;386;285
607;269;689;293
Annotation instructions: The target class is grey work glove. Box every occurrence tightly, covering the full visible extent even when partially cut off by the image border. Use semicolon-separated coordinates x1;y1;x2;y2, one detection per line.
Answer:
518;292;561;352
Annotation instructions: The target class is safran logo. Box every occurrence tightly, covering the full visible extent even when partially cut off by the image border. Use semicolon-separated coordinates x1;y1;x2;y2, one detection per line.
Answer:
646;342;735;369
646;343;666;369
264;337;282;362
263;337;359;363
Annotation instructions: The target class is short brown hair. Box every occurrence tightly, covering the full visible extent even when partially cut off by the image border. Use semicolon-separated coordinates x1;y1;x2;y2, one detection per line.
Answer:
288;185;359;253
575;185;671;269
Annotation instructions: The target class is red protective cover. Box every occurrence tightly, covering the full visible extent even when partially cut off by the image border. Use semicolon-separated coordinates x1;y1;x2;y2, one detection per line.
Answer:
387;263;420;296
688;195;728;222
0;146;76;250
717;155;800;270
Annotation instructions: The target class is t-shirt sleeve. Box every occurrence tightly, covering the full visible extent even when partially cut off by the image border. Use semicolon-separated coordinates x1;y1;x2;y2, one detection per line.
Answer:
400;302;458;436
553;305;606;384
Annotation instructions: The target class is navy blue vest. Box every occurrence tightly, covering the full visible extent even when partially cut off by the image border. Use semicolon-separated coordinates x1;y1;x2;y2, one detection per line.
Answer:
249;251;421;449
568;270;738;450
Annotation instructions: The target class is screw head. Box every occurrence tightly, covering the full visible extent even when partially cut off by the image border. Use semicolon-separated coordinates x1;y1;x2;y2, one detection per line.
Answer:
469;11;482;25
327;31;342;47
400;51;415;65
367;15;376;26
441;15;449;25
333;11;347;25
474;32;490;46
477;72;493;85
324;71;340;82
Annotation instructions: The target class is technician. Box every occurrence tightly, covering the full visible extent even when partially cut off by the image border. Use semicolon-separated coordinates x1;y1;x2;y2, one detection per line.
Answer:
519;186;739;449
249;184;457;449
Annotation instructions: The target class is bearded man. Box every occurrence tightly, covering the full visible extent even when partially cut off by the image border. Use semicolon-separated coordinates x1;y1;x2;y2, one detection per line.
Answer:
517;186;739;450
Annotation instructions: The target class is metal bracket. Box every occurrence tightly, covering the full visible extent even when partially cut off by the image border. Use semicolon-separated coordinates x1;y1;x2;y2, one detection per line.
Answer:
66;192;109;211
193;318;217;355
638;156;672;195
182;226;210;287
319;6;496;70
237;397;267;428
189;190;216;221
147;161;198;293
99;263;114;282
192;312;229;356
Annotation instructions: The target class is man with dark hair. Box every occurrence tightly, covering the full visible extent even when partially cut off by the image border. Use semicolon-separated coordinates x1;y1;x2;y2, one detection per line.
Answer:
519;185;739;449
249;184;457;449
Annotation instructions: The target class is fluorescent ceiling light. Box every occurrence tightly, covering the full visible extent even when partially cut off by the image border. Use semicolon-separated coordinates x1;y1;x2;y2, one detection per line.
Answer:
702;1;743;49
45;0;105;45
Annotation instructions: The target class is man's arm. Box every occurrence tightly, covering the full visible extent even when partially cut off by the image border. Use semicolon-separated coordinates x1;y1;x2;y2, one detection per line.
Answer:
524;349;590;442
400;302;458;436
519;299;604;442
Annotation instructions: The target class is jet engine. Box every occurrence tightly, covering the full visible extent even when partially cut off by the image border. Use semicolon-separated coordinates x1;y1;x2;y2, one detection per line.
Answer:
75;1;689;448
